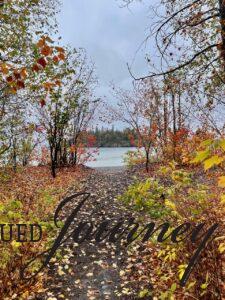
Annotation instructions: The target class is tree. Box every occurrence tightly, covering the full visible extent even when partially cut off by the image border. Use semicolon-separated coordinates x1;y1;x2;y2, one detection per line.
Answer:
125;0;223;80
34;48;98;177
123;0;225;135
108;80;160;172
0;0;62;170
63;50;99;166
0;0;98;177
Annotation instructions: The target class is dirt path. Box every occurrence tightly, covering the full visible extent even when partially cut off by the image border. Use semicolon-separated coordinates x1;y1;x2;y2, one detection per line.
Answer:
37;168;137;300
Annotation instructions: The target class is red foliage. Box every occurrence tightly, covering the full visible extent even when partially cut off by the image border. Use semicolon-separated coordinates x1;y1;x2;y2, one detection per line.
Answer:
37;57;47;68
32;64;40;72
17;80;25;89
40;99;46;107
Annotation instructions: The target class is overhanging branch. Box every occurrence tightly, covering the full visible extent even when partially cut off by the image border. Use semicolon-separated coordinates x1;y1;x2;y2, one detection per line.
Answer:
128;43;219;80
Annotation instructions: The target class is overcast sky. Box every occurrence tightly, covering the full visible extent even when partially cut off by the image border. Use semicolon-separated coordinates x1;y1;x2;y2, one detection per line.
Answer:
59;1;153;91
57;0;158;128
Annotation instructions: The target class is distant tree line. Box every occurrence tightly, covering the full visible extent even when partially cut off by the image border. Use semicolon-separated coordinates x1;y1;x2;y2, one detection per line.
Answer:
89;127;136;147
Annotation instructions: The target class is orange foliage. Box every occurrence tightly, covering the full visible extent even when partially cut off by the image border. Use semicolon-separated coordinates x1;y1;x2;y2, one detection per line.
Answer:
0;37;66;96
0;165;88;298
181;130;215;164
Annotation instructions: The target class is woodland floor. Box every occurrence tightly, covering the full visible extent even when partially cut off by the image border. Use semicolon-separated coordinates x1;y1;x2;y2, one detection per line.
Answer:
27;164;225;300
36;167;141;300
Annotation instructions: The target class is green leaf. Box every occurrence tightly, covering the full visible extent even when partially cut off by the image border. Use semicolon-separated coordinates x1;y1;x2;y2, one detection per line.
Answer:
200;139;213;147
170;283;177;292
139;289;150;298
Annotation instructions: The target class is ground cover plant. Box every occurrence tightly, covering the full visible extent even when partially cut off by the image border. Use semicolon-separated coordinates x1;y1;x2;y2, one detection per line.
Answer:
0;166;86;299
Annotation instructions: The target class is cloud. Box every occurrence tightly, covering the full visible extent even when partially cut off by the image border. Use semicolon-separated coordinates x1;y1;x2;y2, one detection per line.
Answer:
58;0;153;127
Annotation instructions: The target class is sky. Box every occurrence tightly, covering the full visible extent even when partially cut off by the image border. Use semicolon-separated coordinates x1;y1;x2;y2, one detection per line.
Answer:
58;0;153;125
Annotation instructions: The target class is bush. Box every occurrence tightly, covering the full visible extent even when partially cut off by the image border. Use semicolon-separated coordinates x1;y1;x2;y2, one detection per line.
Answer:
117;162;224;299
118;178;171;219
0;166;83;299
123;149;145;167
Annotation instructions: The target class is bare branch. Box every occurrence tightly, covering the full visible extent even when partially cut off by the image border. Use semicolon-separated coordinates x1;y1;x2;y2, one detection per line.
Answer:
128;43;219;80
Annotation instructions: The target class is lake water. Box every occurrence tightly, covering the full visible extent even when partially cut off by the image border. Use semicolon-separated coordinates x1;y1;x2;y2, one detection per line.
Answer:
85;147;136;168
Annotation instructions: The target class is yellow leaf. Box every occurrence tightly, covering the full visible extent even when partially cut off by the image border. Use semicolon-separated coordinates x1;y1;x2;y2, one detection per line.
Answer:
218;242;225;254
0;63;9;75
220;194;225;205
187;281;196;290
200;139;213;147
165;199;176;211
201;283;208;290
192;150;210;163
219;139;225;151
218;176;225;188
11;240;21;249
203;155;224;170
20;68;28;79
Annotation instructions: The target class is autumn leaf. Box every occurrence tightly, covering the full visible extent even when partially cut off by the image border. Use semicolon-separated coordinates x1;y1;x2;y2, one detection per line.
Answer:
192;149;210;163
203;155;224;170
218;176;225;188
41;45;53;56
218;243;225;254
37;57;47;68
45;36;54;43
53;55;59;63
219;139;225;151
20;68;28;79
16;80;25;89
32;64;40;72
10;87;17;94
40;99;46;107
43;82;53;90
14;71;21;80
58;53;65;60
200;139;213;147
6;76;13;83
55;79;61;86
55;46;65;53
37;38;46;48
0;63;9;75
221;194;225;205
165;199;176;211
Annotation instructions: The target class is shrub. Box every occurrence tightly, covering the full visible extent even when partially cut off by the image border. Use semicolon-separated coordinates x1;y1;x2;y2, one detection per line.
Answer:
0;166;83;299
123;150;145;167
117;162;224;299
118;178;172;219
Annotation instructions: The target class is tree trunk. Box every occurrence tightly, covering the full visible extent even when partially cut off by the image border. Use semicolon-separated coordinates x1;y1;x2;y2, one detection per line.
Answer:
12;138;17;172
62;140;68;165
145;150;150;173
171;92;177;160
177;83;182;130
219;0;225;64
74;148;78;166
22;156;28;167
163;96;168;157
51;160;56;178
59;143;62;167
50;144;57;178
